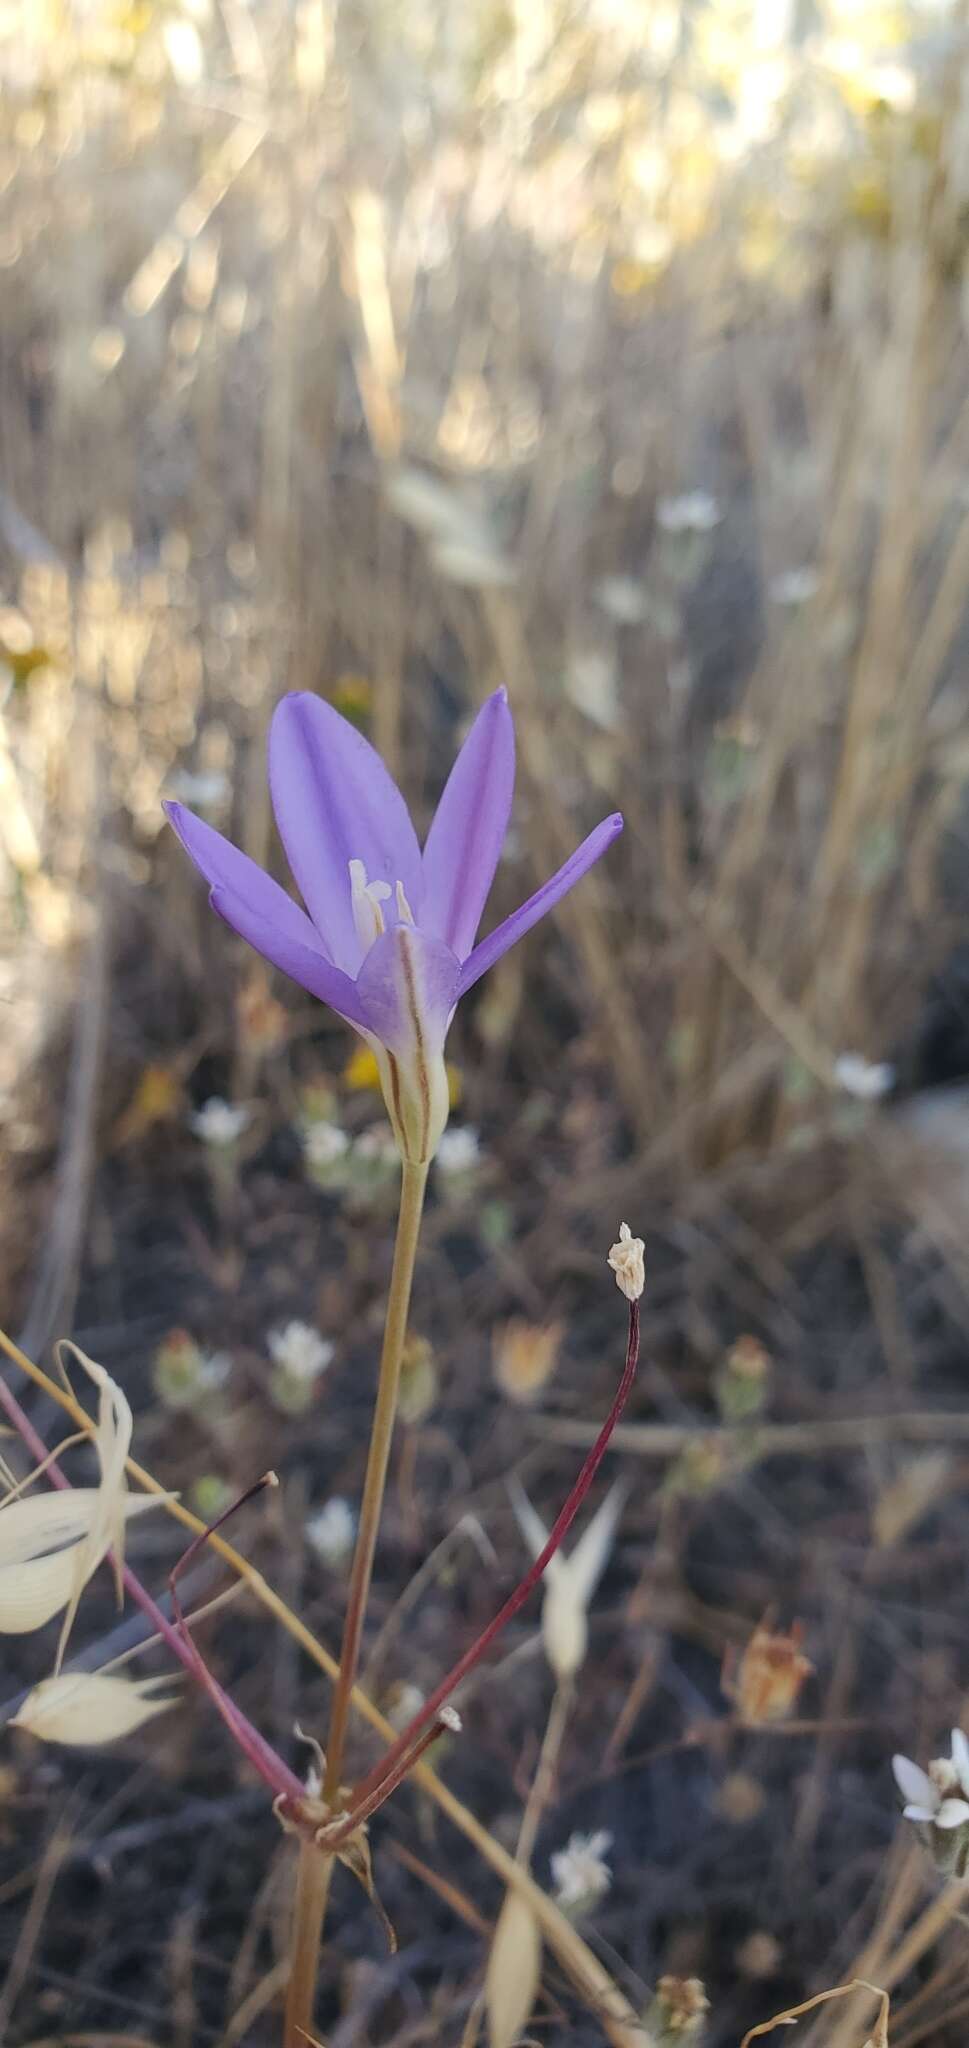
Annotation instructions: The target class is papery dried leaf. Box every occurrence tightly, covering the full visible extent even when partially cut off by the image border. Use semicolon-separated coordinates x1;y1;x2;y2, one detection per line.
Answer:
336;1830;397;1953
486;1889;542;2048
12;1671;178;1745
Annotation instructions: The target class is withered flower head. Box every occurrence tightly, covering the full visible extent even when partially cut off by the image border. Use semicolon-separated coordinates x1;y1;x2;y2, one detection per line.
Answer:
608;1221;645;1302
723;1620;813;1724
493;1318;563;1403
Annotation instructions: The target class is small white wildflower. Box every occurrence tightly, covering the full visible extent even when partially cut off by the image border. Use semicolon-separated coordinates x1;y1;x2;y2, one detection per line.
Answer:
436;1126;481;1174
353;1127;400;1166
550;1829;613;1911
834;1053;895;1102
769;566;820;608
268;1321;334;1383
656;491;721;535
438;1704;462;1732
303;1120;351;1169
608;1221;645;1302
190;1097;252;1147
305;1496;356;1568
893;1731;969;1829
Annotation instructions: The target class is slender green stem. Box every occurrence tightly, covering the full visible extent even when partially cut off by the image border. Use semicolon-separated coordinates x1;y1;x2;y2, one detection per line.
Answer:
283;1157;428;2048
324;1158;429;1794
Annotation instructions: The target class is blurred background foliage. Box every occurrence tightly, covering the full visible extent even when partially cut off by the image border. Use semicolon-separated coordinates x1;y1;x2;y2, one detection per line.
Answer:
5;0;969;2042
3;0;969;1190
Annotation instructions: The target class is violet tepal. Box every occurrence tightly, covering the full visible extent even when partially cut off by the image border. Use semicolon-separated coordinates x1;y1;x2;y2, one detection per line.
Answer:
165;689;622;1162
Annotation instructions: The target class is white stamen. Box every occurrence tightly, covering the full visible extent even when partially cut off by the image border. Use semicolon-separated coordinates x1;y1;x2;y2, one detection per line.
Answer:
396;879;415;925
349;858;391;952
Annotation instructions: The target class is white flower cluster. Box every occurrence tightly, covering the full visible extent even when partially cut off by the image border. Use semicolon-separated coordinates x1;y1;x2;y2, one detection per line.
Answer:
190;1098;252;1147
268;1320;335;1416
550;1829;613;1911
893;1731;969;1831
268;1321;334;1383
300;1117;399;1198
306;1497;356;1569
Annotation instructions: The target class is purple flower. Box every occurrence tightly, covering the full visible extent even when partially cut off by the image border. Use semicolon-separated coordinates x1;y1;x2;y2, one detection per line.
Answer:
165;689;622;1161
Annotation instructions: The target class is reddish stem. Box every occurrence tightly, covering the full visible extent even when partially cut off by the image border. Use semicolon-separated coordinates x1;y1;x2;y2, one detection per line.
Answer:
0;1371;304;1807
341;1299;640;1828
325;1713;458;1848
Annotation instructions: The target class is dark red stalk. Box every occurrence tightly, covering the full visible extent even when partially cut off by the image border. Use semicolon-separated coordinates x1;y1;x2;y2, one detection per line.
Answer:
0;1372;305;1808
165;1471;308;1802
338;1299;640;1831
325;1713;459;1847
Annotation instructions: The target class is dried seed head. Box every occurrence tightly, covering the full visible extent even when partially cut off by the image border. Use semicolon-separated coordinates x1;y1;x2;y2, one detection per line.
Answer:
493;1319;563;1404
608;1222;645;1302
715;1335;771;1424
723;1620;813;1725
651;1974;710;2039
438;1704;462;1732
727;1335;770;1382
